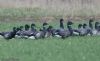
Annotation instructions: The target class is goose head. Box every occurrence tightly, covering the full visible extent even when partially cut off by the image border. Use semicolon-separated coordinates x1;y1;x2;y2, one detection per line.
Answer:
43;22;48;26
43;22;48;30
47;26;53;30
67;21;73;30
78;24;83;29
83;23;87;29
44;26;53;37
31;23;36;31
25;24;30;31
16;27;21;32
19;26;24;31
13;27;17;32
47;26;53;33
31;23;36;28
67;21;73;36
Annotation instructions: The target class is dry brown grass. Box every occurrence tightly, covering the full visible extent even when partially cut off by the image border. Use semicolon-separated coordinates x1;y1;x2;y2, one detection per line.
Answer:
0;0;100;21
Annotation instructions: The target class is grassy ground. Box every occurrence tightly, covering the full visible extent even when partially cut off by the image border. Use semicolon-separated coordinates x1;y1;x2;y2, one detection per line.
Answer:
0;36;100;61
0;21;100;61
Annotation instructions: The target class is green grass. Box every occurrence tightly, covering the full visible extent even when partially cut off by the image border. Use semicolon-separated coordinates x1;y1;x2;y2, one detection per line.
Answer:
0;36;100;61
0;21;100;61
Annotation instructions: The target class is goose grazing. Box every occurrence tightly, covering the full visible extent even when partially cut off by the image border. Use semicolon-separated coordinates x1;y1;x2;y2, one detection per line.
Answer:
0;27;17;40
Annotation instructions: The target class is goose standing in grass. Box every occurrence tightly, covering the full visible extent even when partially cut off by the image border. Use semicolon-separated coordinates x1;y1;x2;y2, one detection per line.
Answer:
60;19;64;29
88;19;94;35
53;19;65;38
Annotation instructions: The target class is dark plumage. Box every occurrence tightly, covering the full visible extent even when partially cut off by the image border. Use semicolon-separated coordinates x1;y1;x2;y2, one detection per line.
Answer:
55;20;73;39
31;23;37;32
25;24;30;31
89;19;94;29
46;26;54;37
78;23;93;36
60;19;64;29
93;22;100;35
95;22;99;31
0;27;17;40
35;22;49;39
16;24;33;39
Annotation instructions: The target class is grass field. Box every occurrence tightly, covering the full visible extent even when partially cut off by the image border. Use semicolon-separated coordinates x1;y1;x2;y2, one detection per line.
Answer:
0;21;100;61
0;0;100;61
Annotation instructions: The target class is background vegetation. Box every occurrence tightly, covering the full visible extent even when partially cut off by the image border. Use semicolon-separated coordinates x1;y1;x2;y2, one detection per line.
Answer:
0;0;100;21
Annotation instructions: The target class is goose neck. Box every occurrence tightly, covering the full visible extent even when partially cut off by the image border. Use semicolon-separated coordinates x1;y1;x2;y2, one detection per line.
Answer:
60;21;64;29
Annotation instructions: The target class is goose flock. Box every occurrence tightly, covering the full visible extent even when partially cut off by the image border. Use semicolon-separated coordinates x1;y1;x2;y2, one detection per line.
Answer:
0;18;100;40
